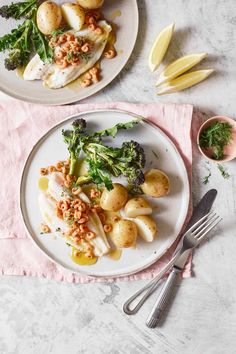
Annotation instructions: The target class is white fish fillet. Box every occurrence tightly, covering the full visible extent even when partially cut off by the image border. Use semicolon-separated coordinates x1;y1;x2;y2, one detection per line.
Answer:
24;21;112;88
40;172;110;256
48;172;67;201
23;54;50;80
38;193;69;233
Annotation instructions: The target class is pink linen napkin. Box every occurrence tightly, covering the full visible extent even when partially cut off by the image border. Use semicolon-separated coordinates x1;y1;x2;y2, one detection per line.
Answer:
0;100;193;283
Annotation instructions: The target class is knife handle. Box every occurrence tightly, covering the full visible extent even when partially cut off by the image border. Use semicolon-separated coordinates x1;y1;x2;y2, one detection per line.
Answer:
146;267;181;328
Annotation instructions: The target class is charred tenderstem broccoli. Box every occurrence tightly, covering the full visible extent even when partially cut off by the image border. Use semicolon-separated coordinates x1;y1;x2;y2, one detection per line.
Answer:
2;20;32;70
0;0;52;70
62;118;146;190
0;0;37;20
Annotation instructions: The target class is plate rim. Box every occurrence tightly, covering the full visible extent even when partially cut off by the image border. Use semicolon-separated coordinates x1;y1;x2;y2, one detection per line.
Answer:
20;108;190;278
0;0;139;105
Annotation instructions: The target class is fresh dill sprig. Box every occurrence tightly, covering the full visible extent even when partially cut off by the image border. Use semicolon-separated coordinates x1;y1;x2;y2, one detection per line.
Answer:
203;170;212;184
51;27;70;38
217;164;230;179
78;52;90;63
200;121;232;160
67;51;74;61
152;150;159;159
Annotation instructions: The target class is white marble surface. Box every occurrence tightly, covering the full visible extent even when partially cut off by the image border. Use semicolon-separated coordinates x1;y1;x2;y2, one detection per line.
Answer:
1;0;236;353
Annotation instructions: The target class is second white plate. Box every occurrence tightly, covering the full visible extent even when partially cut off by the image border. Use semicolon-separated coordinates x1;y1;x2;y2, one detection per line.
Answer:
0;0;138;105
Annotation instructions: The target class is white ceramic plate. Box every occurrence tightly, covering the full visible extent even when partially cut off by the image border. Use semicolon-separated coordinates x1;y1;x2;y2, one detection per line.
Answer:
20;109;190;277
0;0;138;105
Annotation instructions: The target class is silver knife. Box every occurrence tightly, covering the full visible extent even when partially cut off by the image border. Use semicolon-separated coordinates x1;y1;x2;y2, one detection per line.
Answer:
146;189;217;328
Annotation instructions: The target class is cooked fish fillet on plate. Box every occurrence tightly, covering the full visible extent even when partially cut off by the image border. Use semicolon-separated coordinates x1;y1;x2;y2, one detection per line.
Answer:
24;20;111;89
38;172;110;256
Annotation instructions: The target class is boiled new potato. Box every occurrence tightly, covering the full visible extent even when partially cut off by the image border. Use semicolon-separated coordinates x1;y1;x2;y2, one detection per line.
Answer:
61;3;85;31
37;1;62;35
125;197;152;218
100;183;128;211
134;215;157;242
77;0;104;9
112;220;137;248
141;169;170;198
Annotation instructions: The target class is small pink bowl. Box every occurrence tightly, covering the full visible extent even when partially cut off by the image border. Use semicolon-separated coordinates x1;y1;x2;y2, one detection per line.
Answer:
197;116;236;162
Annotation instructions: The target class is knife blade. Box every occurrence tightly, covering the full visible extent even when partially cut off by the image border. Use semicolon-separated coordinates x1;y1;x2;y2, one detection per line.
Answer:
146;189;217;328
174;188;217;270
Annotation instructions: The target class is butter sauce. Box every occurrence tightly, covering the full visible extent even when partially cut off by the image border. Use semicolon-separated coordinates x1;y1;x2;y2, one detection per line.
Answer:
109;10;121;21
108;248;122;260
71;247;98;266
38;177;49;191
16;66;25;79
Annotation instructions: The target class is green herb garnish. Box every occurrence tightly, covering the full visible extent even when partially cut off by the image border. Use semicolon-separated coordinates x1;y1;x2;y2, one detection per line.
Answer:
199;121;232;160
67;52;73;61
67;218;75;226
77;52;90;63
51;27;70;38
217;164;230;179
152;150;159;159
203;170;211;184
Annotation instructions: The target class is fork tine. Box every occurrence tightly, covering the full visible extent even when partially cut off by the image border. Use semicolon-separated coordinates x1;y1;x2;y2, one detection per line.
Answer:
196;217;222;243
192;212;218;237
186;211;214;234
194;214;220;239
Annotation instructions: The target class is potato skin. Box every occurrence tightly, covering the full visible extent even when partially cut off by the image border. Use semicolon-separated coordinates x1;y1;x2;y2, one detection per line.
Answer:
125;197;152;218
77;0;104;9
141;169;170;198
100;183;128;211
112;220;137;248
61;3;85;31
37;1;62;35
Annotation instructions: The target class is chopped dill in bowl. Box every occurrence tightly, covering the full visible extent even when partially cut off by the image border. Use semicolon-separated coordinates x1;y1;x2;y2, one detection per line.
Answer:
199;121;233;160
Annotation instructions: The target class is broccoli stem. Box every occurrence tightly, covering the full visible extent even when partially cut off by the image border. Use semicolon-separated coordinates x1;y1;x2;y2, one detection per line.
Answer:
76;175;93;185
69;151;77;175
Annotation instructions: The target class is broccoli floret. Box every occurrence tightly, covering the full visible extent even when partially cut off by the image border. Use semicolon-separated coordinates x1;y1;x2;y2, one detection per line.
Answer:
0;0;37;20
127;185;144;196
4;49;26;70
0;5;12;19
122;140;146;168
72;118;87;133
1;19;32;71
126;168;145;185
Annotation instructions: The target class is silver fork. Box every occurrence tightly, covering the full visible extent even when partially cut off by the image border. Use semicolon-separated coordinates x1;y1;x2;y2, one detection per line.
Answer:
123;211;222;315
146;211;222;327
